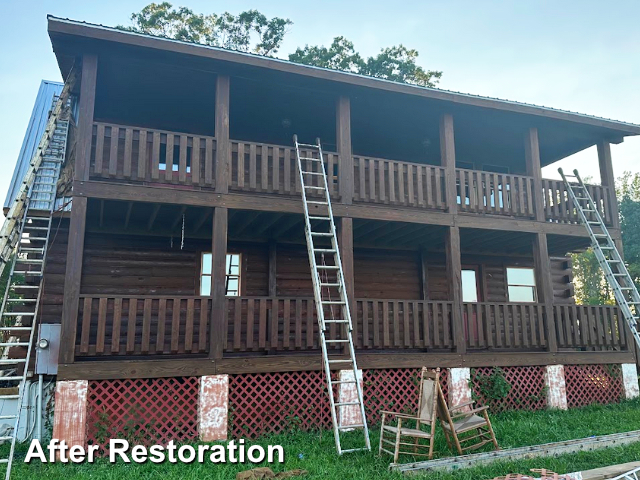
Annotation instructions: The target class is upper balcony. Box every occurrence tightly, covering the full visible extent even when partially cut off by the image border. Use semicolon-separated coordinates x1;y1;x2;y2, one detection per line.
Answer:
88;121;616;226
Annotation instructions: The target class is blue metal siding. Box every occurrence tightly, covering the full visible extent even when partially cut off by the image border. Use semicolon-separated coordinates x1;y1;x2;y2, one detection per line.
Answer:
4;80;64;210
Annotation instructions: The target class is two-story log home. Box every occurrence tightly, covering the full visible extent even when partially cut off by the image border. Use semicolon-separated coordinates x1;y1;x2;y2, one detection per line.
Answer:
14;16;640;447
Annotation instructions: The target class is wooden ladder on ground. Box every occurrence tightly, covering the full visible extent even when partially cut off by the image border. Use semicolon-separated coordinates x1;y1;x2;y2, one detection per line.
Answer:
293;135;370;455
559;167;640;351
0;72;74;480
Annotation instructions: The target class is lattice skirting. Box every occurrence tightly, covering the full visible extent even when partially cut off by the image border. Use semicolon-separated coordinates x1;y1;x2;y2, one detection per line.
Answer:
564;364;623;407
86;377;199;454
471;366;548;413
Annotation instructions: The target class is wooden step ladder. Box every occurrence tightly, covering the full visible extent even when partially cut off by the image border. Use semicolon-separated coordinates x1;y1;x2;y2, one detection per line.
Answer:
559;168;640;351
0;73;74;480
293;135;370;455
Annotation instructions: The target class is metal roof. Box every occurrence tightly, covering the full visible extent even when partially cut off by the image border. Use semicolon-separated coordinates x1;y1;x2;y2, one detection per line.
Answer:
47;15;640;136
4;80;63;209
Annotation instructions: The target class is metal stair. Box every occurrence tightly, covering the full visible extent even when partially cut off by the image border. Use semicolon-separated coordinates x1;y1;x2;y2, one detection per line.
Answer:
293;135;370;455
0;76;73;480
559;168;640;351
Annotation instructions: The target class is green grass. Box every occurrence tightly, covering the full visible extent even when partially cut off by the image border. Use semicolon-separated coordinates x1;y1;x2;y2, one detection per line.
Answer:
12;399;640;479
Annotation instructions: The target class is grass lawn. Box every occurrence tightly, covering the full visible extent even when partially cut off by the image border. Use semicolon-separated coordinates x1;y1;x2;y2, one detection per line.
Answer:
13;399;640;479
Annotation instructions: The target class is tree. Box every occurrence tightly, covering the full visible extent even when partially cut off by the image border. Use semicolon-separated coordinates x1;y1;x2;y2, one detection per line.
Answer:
289;39;442;87
121;4;442;86
122;3;292;55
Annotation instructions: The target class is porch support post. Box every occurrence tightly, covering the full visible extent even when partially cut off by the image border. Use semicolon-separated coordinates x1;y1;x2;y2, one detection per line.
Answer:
336;96;353;204
52;380;88;448
622;363;640;399
58;196;87;364
440;113;458;212
210;206;228;359
215;75;230;194
544;365;568;410
533;232;558;352
446;226;465;354
597;140;621;229
337;369;363;428
337;217;355;305
75;54;98;182
525;127;546;222
268;240;277;297
199;374;229;441
448;368;472;409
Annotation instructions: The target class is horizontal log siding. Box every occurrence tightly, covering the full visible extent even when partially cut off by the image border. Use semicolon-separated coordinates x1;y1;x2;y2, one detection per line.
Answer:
456;169;535;218
353;156;446;209
90;122;217;187
542;179;614;225
76;295;211;356
230;140;339;199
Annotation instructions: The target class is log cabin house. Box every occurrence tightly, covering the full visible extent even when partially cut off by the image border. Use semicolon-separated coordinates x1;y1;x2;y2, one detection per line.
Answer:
11;16;640;445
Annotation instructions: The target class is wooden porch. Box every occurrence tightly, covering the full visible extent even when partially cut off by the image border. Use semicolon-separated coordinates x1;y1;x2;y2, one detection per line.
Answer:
88;122;617;226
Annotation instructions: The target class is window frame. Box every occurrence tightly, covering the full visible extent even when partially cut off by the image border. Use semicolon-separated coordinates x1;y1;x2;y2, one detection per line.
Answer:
199;252;242;297
506;266;537;303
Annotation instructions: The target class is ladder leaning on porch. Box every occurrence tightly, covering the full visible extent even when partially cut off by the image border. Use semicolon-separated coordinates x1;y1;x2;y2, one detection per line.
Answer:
559;168;640;351
0;72;74;480
293;135;371;455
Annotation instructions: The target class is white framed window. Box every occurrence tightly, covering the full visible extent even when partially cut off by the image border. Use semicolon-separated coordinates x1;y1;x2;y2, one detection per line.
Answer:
200;252;241;296
506;267;537;303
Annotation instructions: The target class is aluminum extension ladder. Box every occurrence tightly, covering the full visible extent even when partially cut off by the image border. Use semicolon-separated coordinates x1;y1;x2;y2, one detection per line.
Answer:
611;466;640;480
0;77;73;480
293;136;370;455
559;168;640;351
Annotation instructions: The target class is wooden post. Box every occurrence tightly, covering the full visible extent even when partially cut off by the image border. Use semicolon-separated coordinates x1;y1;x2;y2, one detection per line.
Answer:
336;96;353;204
420;250;430;300
58;196;88;364
75;54;98;182
525;127;545;222
597;140;620;229
268;241;277;297
215;75;230;194
533;232;558;352
440;114;458;213
338;217;355;305
210;207;228;359
446;226;465;354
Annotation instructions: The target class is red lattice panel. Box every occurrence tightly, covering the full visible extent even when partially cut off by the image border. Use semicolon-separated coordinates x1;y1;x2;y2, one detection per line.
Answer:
363;368;449;425
86;377;199;454
229;371;334;439
564;364;623;408
471;366;547;413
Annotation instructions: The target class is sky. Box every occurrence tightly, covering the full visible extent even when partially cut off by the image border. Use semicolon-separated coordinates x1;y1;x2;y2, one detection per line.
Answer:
1;0;639;208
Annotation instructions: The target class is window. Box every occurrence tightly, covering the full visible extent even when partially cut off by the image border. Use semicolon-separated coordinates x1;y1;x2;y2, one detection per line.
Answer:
461;269;479;303
506;267;536;303
200;253;241;296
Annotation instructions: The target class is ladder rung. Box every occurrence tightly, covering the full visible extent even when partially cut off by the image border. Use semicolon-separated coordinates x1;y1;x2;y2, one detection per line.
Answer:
10;285;39;289
309;216;331;221
2;312;35;316
0;396;18;401
0;415;17;420
325;339;349;343
0;377;25;382
12;271;42;275
307;201;328;205
331;379;357;385
324;320;349;323
317;265;339;270
0;327;31;332
304;186;325;190
0;436;14;442
315;249;336;253
310;232;333;236
0;342;30;347
334;401;360;407
320;283;340;287
7;298;36;302
328;359;352;364
14;259;43;264
322;301;345;305
301;171;323;176
0;359;26;364
340;448;369;453
23;226;49;230
18;248;44;253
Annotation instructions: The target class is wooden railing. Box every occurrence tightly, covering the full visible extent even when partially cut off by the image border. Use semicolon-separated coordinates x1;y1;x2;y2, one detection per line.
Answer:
74;295;627;358
457;169;536;218
463;302;547;350
554;304;627;351
229;141;339;198
90;122;217;187
76;295;211;357
353;156;446;209
542;179;614;225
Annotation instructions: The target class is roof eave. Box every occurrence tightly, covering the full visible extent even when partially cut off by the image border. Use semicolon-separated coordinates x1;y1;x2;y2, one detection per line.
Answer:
47;15;640;137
